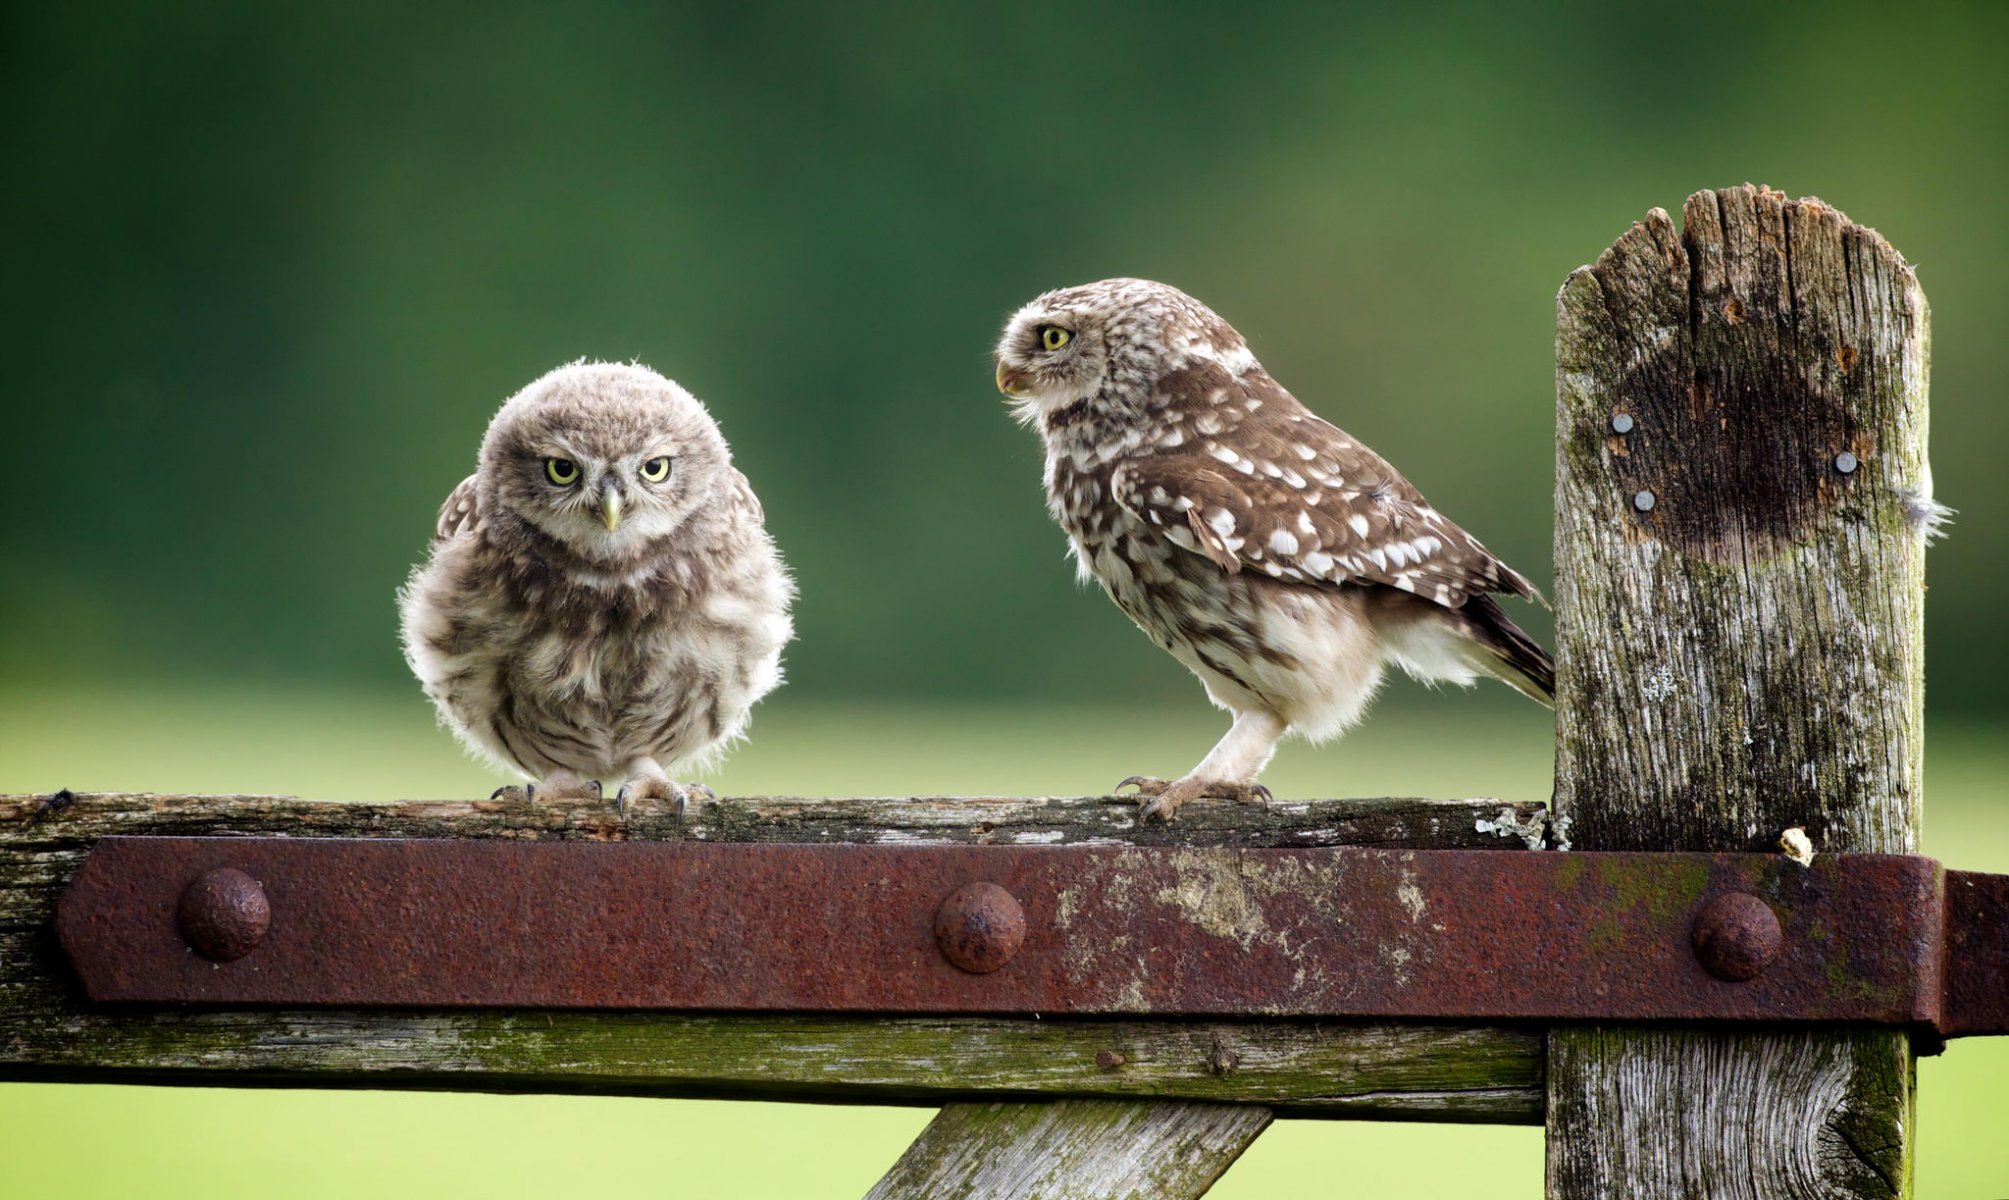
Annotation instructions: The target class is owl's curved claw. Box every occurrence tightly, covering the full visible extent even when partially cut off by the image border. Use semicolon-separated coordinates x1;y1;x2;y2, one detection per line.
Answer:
678;782;716;818
490;784;533;803
1126;776;1271;823
614;777;713;818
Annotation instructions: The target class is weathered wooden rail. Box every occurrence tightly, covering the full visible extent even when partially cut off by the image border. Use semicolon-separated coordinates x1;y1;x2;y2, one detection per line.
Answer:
0;186;1978;1199
0;792;1547;1121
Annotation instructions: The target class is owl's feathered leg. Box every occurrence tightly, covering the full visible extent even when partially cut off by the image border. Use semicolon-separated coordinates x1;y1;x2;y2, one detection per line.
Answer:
615;757;715;817
1118;709;1285;822
490;770;603;805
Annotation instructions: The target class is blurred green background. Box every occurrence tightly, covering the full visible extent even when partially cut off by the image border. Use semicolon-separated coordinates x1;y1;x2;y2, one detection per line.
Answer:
3;1;2004;1196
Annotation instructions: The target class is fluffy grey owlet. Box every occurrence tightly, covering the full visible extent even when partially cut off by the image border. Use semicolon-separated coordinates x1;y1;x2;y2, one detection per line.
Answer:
399;361;794;812
996;279;1553;821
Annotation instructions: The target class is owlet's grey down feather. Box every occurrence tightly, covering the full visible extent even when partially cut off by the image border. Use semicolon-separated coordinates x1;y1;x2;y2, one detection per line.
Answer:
996;279;1553;821
399;361;794;811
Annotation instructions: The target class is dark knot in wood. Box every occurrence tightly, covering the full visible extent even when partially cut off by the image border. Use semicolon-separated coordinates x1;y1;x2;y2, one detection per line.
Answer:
1609;356;1864;563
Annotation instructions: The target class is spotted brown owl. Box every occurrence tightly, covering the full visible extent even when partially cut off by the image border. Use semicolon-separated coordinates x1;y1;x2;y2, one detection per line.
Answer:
399;361;794;812
996;279;1552;820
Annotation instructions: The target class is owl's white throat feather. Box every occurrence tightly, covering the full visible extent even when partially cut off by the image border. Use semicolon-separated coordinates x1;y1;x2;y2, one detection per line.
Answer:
528;503;687;568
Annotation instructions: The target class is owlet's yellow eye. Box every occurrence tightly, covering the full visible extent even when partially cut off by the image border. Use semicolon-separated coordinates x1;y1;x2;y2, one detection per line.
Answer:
639;457;671;483
544;458;580;486
1040;326;1073;352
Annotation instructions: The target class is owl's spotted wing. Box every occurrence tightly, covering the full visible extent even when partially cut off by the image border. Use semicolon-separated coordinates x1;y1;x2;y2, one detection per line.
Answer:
434;475;481;543
1112;422;1537;609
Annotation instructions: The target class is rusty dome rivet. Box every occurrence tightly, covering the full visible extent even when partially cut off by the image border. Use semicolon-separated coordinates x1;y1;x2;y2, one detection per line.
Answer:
176;868;271;962
1691;892;1782;982
934;881;1026;974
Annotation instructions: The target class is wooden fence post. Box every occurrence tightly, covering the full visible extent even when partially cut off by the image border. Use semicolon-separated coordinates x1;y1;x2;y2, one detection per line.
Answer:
1548;185;1935;1197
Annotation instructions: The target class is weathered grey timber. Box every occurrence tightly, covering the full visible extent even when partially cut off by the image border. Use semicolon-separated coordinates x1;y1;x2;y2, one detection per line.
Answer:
0;790;1544;1120
864;1100;1272;1200
1547;185;1932;1197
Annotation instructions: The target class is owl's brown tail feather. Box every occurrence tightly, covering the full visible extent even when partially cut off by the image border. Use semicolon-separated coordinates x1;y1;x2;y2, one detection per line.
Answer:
1460;594;1555;708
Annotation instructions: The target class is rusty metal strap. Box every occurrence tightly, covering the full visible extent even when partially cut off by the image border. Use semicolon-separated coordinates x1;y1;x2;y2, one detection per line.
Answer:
52;837;2008;1041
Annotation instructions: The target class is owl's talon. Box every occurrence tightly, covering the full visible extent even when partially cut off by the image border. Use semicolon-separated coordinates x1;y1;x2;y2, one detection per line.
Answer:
612;773;710;817
490;785;532;803
1128;777;1269;823
676;782;715;819
1115;775;1170;797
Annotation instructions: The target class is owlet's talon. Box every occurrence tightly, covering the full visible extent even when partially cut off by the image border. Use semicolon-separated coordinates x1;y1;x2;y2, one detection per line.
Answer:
613;771;710;817
490;784;531;803
677;782;716;818
1115;775;1170;797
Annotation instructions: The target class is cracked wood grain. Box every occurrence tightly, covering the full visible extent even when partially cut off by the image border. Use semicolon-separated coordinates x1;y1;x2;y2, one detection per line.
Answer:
1547;185;1930;1199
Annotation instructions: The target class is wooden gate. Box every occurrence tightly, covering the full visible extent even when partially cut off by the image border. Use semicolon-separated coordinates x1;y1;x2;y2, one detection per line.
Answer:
0;186;1973;1198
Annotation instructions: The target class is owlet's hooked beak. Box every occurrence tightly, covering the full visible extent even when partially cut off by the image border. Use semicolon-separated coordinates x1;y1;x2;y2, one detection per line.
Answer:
598;481;624;532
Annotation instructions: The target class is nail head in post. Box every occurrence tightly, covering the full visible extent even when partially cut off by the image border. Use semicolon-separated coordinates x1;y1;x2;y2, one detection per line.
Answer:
1632;490;1656;512
1691;892;1782;982
176;868;271;962
1609;412;1634;435
934;881;1026;974
1834;451;1859;475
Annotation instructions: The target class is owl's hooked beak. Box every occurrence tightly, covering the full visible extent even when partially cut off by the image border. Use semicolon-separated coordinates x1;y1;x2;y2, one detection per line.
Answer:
995;361;1028;397
598;482;624;532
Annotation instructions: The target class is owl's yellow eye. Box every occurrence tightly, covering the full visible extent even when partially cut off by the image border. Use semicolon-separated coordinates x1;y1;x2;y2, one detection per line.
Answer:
639;456;671;483
1040;325;1073;352
544;458;580;486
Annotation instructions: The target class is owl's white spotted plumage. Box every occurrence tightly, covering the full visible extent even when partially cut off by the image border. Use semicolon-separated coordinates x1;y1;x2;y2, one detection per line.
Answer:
996;279;1552;820
399;361;794;812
